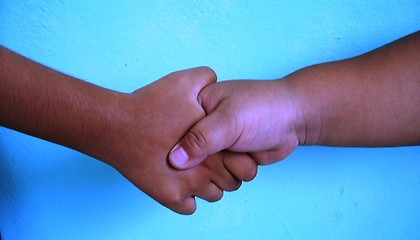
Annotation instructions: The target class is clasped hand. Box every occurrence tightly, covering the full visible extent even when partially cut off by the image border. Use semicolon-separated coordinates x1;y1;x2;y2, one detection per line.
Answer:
106;67;259;214
116;66;301;214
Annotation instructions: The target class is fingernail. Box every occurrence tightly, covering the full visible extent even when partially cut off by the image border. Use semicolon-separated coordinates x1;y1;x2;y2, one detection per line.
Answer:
170;145;189;167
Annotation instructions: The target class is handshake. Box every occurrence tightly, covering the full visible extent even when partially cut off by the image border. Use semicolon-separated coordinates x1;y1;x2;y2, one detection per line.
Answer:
100;66;300;215
1;31;418;215
1;46;301;215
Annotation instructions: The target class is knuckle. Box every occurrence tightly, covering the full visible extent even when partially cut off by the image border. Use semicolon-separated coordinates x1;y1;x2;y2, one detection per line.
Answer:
214;111;238;140
200;66;216;79
250;151;274;165
178;204;196;215
157;182;197;215
225;180;242;192
184;129;208;156
242;161;258;182
166;194;196;215
253;154;272;165
207;190;223;203
167;70;183;80
163;189;183;207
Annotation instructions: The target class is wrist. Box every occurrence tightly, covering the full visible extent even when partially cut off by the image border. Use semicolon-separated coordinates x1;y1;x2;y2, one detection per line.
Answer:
282;79;306;145
71;86;129;165
283;67;323;146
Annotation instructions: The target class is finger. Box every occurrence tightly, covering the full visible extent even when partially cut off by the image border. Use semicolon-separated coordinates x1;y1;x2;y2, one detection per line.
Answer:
169;110;239;169
156;184;198;215
168;196;197;215
222;151;258;182
249;144;296;165
195;182;224;203
203;153;242;192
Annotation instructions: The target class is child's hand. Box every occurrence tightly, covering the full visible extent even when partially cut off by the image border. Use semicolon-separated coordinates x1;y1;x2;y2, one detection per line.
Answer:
169;32;420;170
169;79;301;169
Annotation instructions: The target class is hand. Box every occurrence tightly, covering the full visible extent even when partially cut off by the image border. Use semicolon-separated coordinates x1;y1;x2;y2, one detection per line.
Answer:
101;68;257;214
0;47;257;215
169;79;301;169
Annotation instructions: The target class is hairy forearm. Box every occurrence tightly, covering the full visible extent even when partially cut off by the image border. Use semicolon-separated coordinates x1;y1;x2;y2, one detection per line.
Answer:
0;46;122;159
286;31;420;147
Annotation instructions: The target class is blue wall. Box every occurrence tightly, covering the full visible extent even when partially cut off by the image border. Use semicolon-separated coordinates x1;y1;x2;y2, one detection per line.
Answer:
1;1;419;239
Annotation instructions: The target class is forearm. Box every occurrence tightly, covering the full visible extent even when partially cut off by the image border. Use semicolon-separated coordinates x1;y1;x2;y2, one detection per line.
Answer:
0;46;122;160
286;31;420;147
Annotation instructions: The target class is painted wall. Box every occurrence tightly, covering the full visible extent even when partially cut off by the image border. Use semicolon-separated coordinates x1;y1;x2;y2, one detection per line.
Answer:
1;1;419;239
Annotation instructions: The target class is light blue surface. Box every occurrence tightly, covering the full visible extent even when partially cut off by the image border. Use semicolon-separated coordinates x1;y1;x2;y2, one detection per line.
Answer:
1;1;419;239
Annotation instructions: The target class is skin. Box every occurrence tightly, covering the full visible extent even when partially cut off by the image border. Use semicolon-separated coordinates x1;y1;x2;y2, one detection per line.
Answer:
169;30;420;168
0;46;257;215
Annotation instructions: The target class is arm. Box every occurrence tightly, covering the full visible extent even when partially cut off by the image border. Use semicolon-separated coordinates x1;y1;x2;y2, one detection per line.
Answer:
169;31;420;168
0;46;257;214
0;46;117;154
290;31;420;147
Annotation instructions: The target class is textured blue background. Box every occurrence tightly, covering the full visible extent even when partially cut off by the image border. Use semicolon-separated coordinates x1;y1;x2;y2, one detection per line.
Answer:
1;1;419;239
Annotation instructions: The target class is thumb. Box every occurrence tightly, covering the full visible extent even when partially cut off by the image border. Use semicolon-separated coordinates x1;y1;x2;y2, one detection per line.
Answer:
169;109;238;169
176;66;217;96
